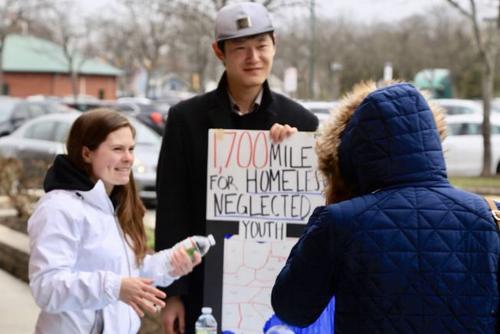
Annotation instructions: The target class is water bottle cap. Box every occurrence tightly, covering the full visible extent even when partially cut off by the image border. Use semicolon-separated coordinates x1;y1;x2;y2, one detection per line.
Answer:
207;234;216;246
202;307;212;314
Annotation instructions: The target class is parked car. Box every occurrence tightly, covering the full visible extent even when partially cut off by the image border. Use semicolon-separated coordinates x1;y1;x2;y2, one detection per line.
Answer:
59;95;115;112
159;90;196;107
434;98;500;116
299;100;338;128
0;97;75;136
114;97;170;135
0;112;160;205
0;96;22;136
434;99;481;116
443;114;500;176
493;98;500;112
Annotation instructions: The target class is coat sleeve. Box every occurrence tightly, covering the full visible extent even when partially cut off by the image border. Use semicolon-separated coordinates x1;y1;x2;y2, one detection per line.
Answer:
28;205;121;313
271;206;336;327
154;107;191;296
304;110;319;132
291;103;319;132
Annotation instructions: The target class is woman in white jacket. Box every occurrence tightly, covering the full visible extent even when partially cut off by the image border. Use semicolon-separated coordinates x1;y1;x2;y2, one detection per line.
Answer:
28;109;202;334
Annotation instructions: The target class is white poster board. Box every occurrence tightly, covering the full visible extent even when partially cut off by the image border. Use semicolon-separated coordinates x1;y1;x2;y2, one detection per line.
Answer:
206;129;324;334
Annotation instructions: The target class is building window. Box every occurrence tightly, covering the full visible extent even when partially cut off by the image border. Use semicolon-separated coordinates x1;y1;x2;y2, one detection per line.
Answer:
98;89;105;100
2;83;9;95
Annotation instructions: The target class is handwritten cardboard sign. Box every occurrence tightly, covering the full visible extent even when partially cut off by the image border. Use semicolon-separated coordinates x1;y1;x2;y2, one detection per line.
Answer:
206;129;324;228
205;129;324;334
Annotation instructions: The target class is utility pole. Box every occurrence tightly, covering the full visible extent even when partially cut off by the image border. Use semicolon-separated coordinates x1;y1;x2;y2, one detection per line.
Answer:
308;0;315;99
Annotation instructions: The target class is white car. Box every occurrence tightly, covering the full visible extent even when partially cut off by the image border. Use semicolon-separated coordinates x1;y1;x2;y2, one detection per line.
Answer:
434;98;500;116
0;112;161;205
443;114;500;176
299;100;338;128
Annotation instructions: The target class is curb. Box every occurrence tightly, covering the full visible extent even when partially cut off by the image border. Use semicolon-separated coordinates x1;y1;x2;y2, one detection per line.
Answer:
0;225;29;283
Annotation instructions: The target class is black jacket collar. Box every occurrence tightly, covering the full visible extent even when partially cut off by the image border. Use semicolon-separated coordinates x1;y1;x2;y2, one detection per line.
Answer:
44;154;120;208
44;155;94;192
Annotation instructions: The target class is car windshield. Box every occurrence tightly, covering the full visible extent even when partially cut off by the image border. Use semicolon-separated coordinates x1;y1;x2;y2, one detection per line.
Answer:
0;100;18;122
441;105;477;115
448;123;480;135
131;118;161;145
448;122;500;135
46;102;77;113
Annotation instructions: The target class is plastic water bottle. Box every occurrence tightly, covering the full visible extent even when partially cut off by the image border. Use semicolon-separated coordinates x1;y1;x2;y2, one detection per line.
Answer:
181;234;216;259
195;307;217;334
265;325;294;334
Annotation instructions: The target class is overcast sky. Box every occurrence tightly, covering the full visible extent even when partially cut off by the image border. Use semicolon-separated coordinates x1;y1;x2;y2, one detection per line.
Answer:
81;0;496;24
304;0;436;22
81;0;436;21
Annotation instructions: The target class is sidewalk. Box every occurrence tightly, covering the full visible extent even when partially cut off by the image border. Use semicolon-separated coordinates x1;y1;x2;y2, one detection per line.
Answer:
0;269;38;333
0;199;38;333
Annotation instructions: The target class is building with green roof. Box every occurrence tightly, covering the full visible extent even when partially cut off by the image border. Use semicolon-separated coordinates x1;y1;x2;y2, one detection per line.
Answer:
413;69;453;99
2;34;122;99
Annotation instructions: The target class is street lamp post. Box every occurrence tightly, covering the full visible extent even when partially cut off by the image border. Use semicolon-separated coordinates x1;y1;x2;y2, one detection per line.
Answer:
308;0;315;99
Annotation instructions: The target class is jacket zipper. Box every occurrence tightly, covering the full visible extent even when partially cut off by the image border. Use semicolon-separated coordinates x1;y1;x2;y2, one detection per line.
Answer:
115;215;133;333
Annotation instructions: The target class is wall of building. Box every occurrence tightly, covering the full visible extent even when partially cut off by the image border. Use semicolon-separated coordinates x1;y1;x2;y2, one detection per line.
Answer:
4;72;117;100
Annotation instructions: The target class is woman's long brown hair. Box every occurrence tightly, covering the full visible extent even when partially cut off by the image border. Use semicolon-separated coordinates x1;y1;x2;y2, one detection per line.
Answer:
66;108;147;265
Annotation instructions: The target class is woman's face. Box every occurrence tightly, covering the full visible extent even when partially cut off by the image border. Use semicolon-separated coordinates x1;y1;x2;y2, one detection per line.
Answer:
83;126;135;194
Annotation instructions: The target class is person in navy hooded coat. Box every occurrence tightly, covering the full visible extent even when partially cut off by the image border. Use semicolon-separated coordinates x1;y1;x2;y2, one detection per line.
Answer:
271;82;500;333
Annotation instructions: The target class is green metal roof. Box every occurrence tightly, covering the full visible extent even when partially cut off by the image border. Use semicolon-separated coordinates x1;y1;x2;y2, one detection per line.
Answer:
3;34;122;76
414;68;452;98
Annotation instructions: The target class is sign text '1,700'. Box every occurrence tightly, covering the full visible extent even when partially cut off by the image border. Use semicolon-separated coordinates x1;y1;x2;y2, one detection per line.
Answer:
213;130;269;171
212;130;314;172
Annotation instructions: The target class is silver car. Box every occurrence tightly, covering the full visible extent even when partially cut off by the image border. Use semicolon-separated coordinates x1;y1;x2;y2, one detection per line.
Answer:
0;112;160;205
299;100;338;129
443;114;500;176
433;98;500;116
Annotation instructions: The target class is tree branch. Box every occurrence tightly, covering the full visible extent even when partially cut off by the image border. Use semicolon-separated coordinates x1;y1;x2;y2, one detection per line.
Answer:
445;0;474;19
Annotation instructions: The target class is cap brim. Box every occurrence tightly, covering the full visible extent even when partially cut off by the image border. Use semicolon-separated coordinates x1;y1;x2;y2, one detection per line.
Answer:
216;28;275;42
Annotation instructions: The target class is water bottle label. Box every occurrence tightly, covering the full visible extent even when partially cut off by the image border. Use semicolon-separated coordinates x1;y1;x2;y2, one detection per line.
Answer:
181;238;198;260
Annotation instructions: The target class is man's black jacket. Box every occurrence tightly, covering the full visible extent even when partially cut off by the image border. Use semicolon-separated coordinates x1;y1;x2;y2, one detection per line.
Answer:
155;73;318;332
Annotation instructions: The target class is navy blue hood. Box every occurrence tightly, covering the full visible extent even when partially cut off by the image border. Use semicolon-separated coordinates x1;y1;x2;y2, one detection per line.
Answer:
337;83;448;194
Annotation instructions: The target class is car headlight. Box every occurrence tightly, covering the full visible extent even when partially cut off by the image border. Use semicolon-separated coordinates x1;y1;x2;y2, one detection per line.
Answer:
133;159;148;174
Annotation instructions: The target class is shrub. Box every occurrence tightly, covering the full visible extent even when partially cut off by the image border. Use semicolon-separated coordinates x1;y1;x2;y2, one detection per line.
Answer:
0;157;48;219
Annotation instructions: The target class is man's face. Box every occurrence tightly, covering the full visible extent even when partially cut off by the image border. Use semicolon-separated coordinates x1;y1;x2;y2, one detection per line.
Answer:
215;33;276;90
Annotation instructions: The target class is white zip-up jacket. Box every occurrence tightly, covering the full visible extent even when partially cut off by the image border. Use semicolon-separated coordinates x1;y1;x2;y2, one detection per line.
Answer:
28;180;177;334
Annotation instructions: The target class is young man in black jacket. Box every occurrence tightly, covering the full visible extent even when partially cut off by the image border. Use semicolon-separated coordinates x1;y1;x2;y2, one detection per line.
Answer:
155;2;318;333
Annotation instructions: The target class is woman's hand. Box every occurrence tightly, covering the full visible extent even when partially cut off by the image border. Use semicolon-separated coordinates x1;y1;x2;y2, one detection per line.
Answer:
169;246;202;277
119;277;166;317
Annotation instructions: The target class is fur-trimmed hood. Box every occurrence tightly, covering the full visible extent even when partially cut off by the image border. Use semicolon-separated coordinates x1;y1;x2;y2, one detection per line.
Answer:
316;82;448;204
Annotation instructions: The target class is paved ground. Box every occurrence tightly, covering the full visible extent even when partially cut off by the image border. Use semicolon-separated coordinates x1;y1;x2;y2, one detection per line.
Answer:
0;269;39;333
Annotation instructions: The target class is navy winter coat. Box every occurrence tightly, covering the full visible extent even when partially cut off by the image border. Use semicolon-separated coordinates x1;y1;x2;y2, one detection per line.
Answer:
272;83;500;333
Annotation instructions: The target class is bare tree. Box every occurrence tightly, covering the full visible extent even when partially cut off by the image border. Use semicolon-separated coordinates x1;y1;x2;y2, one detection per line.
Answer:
0;0;39;95
118;0;179;97
91;15;139;96
445;0;500;176
89;0;496;103
37;0;95;101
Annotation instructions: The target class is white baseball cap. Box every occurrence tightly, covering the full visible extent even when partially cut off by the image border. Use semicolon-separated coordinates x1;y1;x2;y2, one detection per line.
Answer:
215;2;274;42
